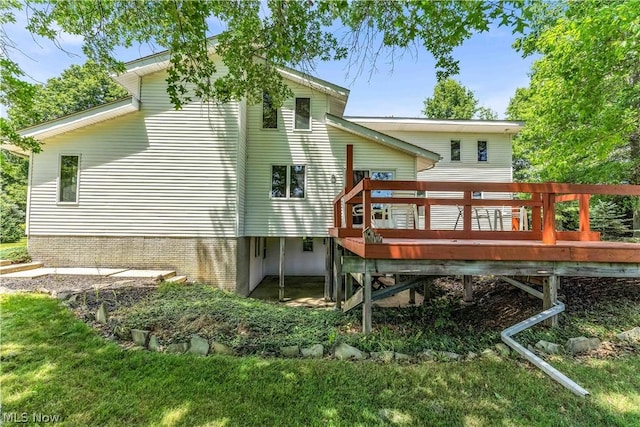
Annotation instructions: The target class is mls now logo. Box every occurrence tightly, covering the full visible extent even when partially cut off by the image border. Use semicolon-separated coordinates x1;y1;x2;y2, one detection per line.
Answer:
1;412;62;423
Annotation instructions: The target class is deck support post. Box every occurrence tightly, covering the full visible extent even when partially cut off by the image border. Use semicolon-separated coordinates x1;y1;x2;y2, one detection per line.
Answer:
409;287;416;305
324;238;333;301
278;237;285;301
333;241;343;309
543;275;559;327
423;276;434;305
463;275;474;303
363;267;372;334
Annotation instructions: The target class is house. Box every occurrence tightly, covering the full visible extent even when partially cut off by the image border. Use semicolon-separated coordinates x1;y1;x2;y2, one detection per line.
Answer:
16;50;522;295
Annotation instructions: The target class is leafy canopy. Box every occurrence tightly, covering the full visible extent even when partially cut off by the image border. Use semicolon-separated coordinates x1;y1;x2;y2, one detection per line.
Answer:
422;79;497;120
1;0;530;151
508;0;640;185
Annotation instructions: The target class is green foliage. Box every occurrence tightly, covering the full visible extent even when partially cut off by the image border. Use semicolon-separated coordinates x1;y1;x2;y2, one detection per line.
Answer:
423;79;497;120
0;193;24;243
510;0;640;186
118;284;348;353
590;199;631;240
1;150;28;211
0;245;30;263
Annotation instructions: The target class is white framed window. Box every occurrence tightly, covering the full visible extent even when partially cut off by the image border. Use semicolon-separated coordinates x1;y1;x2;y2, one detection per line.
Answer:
294;97;311;130
262;92;278;129
271;165;306;199
58;154;80;204
477;140;488;162
451;140;461;161
302;237;313;252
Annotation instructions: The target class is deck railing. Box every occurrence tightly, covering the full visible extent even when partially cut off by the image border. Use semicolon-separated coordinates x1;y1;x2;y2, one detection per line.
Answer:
332;179;640;244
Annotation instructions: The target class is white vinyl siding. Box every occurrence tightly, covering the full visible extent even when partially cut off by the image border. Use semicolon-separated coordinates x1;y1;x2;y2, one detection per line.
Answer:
28;68;241;237
245;82;416;237
237;98;248;236
383;130;513;230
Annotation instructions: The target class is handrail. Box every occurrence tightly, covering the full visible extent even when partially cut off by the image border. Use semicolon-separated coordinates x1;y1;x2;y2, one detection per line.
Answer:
332;179;640;244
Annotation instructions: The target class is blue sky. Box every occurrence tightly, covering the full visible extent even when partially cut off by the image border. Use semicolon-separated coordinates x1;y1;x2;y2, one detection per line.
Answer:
3;12;535;119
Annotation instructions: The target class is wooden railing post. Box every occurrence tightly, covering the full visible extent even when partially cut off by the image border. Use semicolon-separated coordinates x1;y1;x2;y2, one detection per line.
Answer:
531;192;542;233
363;179;371;229
542;193;557;244
463;191;472;231
423;200;431;231
578;194;591;233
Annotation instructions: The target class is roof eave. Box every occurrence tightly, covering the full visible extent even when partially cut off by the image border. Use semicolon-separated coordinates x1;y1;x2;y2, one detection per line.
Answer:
19;97;140;140
326;113;442;164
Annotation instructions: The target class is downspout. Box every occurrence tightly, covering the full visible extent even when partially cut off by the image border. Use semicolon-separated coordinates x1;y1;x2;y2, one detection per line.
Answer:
501;302;590;397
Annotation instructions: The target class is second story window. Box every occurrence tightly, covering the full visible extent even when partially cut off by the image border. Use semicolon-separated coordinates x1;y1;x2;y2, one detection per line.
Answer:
271;165;306;199
477;140;488;162
262;92;278;129
295;97;311;130
451;140;461;161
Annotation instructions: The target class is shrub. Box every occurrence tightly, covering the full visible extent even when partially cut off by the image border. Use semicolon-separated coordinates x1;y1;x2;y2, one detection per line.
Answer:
0;246;30;263
1;194;25;243
590;199;631;240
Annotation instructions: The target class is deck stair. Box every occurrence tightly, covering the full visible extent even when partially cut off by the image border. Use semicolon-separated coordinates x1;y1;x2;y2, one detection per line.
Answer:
0;261;44;275
0;260;12;266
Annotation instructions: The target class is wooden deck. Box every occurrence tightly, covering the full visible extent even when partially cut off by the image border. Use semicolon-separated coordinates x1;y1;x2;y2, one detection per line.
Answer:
329;235;640;265
329;145;640;333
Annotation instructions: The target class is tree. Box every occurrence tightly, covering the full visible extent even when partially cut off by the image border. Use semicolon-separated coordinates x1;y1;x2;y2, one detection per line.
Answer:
422;79;497;120
1;1;531;151
7;61;128;130
508;0;640;233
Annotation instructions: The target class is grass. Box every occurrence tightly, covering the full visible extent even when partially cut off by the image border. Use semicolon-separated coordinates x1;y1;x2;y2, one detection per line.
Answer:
2;293;640;426
0;237;27;251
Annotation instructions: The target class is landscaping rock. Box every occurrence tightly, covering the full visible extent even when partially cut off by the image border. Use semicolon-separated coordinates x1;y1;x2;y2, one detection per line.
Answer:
617;327;640;342
439;351;461;361
418;349;437;361
334;343;364;360
53;289;77;300
95;303;109;324
535;340;562;355
280;345;300;358
566;337;601;355
481;348;499;359
495;343;510;356
466;352;478;360
371;351;394;362
131;329;150;347
211;341;234;356
189;335;210;356
301;344;324;358
166;342;189;354
394;352;412;361
148;335;161;352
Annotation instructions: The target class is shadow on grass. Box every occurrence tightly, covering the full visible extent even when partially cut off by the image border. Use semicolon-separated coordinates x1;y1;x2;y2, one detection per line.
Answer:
1;294;639;426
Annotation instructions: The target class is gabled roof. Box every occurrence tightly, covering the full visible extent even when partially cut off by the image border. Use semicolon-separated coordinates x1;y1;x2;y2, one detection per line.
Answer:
19;97;140;140
325;114;442;171
346;116;523;134
112;36;349;105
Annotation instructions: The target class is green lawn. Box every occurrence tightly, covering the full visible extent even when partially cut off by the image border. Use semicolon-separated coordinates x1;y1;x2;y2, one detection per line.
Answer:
2;294;639;426
0;237;26;251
